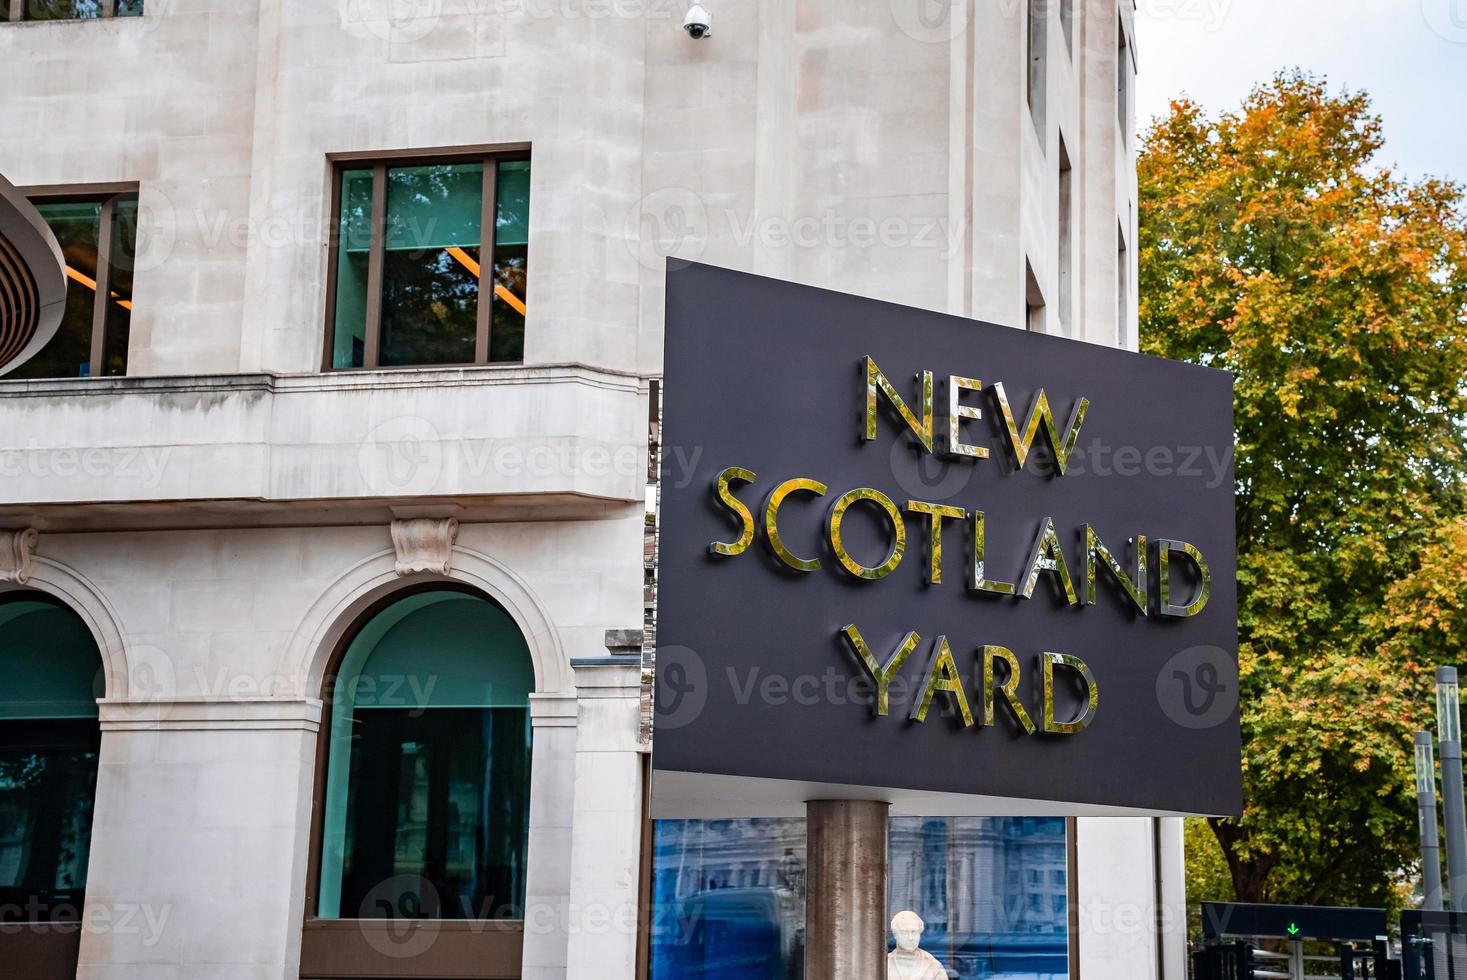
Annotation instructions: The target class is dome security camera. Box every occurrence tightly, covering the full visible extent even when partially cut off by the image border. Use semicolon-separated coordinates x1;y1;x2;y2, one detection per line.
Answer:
683;3;712;39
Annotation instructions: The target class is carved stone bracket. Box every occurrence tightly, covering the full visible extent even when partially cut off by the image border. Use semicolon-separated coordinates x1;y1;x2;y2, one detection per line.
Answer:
391;518;458;577
0;527;39;584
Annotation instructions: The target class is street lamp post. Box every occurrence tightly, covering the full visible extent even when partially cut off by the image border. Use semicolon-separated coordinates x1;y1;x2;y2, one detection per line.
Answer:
1416;730;1444;910
1437;667;1467;910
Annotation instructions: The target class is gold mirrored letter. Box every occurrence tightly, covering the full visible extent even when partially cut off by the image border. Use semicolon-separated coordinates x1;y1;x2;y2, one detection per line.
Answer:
1019;516;1078;604
1041;652;1099;734
764;478;828;572
840;624;919;717
827;488;906;581
909;636;974;727
991;382;1089;475
863;356;935;453
709;467;757;556
982;645;1036;734
946;375;988;459
905;500;966;585
1084;525;1147;614
967;511;1016;596
1155;538;1211;617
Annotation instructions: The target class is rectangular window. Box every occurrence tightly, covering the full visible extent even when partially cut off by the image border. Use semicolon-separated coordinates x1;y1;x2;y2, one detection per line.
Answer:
649;816;1071;979
325;153;530;370
9;187;138;380
1025;259;1045;334
6;0;142;21
1026;0;1047;144
1117;222;1130;348
1117;18;1131;141
1057;137;1073;337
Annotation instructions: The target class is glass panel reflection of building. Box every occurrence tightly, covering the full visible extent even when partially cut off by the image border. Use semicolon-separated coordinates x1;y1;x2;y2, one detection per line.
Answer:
650;817;1068;980
890;817;1069;980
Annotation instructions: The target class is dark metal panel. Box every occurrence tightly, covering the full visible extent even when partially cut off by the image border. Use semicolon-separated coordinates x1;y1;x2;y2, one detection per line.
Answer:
299;920;524;978
653;261;1240;817
0;927;82;980
1201;902;1389;942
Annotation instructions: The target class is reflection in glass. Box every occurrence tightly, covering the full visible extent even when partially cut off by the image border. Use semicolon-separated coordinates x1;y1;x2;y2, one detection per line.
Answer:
116;0;144;14
0;595;105;921
380;163;484;367
332;169;374;369
890;817;1069;979
318;591;535;921
102;197;137;377
491;160;530;362
650;819;807;980
12;196;137;379
23;0;104;19
649;817;1070;980
11;201;101;379
0;721;100;915
338;706;530;920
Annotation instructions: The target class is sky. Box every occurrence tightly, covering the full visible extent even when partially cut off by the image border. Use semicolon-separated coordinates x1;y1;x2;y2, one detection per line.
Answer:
1133;0;1467;186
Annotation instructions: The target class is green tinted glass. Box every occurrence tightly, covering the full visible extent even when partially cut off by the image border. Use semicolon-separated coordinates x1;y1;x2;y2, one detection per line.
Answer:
379;163;483;366
11;201;101;380
491;160;530;362
102;197;137;377
318;591;534;921
332;169;374;369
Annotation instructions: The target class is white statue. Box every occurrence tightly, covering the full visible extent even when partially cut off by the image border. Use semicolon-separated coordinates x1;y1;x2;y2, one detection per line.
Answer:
887;910;947;979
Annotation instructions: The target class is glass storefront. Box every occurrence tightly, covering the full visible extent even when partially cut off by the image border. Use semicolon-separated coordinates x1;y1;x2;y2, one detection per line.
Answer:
650;817;1069;980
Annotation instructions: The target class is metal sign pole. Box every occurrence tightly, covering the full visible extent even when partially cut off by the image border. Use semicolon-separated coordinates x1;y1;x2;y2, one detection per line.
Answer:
1437;668;1467;910
1418;731;1445;910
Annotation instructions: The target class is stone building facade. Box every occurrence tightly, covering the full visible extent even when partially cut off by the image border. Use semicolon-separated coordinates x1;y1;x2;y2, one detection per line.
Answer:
0;1;1182;978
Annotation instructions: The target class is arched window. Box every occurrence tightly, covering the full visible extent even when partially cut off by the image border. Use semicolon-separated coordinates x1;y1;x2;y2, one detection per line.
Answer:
0;592;103;921
313;587;534;924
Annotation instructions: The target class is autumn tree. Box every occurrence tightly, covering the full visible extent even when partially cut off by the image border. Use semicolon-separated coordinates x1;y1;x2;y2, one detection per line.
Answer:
1139;72;1467;909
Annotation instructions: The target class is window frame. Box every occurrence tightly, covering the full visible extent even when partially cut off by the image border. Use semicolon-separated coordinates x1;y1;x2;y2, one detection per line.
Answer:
5;0;131;21
299;581;529;980
321;146;531;373
15;181;138;379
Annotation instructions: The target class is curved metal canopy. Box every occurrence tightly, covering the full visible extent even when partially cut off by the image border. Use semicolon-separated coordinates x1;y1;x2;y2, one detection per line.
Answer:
0;173;67;378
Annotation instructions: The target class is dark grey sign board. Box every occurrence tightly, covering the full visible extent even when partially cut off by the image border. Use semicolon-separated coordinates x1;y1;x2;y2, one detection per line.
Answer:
653;262;1241;818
